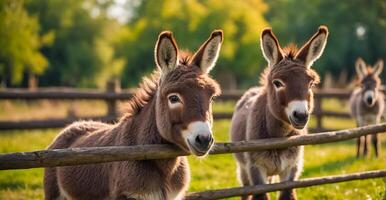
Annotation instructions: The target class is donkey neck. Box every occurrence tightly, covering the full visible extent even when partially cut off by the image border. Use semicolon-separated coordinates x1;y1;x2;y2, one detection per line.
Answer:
119;94;166;146
113;98;183;195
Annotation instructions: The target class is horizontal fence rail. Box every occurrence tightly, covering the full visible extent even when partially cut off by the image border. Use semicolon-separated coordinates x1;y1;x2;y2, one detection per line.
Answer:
0;116;116;130
0;87;385;131
0;88;244;100
0;88;134;100
0;114;233;130
186;170;386;200
1;124;385;170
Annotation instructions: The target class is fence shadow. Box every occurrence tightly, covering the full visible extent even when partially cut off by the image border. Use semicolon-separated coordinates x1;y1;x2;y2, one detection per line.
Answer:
303;155;357;177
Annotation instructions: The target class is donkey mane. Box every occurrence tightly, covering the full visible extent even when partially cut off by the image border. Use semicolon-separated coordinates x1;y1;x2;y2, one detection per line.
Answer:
125;70;160;117
179;50;193;65
125;51;220;117
282;43;299;59
354;67;381;86
259;44;320;87
364;67;376;75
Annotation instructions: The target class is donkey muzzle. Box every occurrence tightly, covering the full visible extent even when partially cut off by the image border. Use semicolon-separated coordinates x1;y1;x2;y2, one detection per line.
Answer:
286;100;309;130
184;121;214;156
290;111;309;129
193;134;214;153
366;96;373;105
364;90;376;107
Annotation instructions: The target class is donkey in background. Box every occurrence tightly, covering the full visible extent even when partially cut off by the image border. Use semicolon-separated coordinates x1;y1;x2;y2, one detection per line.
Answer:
350;58;384;158
44;30;223;200
231;26;328;200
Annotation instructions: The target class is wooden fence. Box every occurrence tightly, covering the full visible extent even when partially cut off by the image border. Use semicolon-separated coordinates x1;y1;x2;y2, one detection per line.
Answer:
0;124;385;199
0;84;385;132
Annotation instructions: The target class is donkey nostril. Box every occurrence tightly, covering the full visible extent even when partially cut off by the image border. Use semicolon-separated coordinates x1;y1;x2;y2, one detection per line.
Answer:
292;111;308;122
367;97;373;104
195;135;211;148
195;135;201;144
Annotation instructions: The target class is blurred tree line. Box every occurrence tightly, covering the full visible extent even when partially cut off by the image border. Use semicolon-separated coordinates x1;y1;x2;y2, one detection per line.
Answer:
0;0;385;89
266;0;386;84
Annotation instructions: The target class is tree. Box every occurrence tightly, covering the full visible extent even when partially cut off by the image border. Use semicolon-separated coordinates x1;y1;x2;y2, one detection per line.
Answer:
265;0;386;83
116;0;269;88
26;0;125;87
0;0;48;86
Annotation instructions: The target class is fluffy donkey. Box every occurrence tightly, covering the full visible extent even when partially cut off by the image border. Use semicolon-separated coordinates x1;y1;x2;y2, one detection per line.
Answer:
231;26;328;200
350;58;384;158
44;30;223;200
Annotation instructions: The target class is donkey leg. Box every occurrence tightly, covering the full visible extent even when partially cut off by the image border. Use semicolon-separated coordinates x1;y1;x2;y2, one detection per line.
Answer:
44;168;61;200
372;133;379;157
372;117;381;158
363;135;369;157
356;137;362;158
238;165;252;200
278;150;303;200
278;167;298;200
356;119;365;158
246;163;269;200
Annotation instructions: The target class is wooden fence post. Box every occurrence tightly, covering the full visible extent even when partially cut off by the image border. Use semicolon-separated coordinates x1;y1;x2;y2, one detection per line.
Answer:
28;73;38;91
106;79;121;120
314;96;323;132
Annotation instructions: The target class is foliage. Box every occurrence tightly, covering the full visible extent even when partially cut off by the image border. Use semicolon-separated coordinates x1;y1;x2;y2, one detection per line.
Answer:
25;0;125;87
0;0;48;85
265;0;386;82
1;0;386;88
116;0;269;87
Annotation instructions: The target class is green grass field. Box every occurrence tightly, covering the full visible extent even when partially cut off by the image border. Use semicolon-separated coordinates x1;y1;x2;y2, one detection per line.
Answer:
0;100;385;199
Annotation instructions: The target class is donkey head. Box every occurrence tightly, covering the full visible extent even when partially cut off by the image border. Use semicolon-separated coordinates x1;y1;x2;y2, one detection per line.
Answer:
260;26;328;129
154;30;222;156
355;58;383;107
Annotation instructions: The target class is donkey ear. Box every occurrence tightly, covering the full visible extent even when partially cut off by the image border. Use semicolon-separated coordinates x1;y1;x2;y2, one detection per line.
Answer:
155;31;179;73
260;28;284;67
190;30;223;74
373;59;384;77
295;26;329;68
355;58;367;78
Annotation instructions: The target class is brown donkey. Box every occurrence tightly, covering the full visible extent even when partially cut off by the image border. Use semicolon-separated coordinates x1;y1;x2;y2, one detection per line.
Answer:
350;58;384;158
231;26;328;200
44;30;223;200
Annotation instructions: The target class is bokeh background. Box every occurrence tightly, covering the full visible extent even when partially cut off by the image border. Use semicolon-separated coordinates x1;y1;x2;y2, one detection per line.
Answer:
1;0;385;89
1;0;386;199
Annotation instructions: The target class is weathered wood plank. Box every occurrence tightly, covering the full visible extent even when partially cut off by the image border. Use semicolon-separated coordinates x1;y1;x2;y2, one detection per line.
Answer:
186;170;386;200
0;124;384;170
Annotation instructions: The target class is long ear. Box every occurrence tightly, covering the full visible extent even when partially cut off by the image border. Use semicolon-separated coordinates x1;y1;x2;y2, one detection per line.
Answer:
355;58;367;78
260;28;284;67
190;30;223;74
295;26;329;68
373;59;384;77
154;31;179;73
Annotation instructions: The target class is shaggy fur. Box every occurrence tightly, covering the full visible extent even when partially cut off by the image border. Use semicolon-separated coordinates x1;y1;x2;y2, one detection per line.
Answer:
44;30;223;200
231;26;328;200
350;58;384;158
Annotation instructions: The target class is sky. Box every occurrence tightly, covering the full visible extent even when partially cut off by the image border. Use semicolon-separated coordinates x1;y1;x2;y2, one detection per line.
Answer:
106;0;139;24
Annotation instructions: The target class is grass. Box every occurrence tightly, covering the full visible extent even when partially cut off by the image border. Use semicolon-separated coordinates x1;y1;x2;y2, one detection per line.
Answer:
0;100;385;199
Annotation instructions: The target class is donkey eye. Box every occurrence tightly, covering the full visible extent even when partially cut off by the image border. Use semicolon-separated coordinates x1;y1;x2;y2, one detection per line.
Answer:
168;95;180;104
272;79;284;88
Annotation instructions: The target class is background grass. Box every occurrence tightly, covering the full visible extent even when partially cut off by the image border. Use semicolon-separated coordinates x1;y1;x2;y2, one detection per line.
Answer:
0;100;385;199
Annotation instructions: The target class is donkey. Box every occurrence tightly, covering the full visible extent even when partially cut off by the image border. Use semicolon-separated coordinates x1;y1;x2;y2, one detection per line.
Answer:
350;58;384;158
231;26;328;200
44;30;223;200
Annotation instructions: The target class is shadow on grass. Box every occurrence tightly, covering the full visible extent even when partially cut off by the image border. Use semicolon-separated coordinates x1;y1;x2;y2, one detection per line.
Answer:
0;181;41;190
311;137;386;148
303;155;357;177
